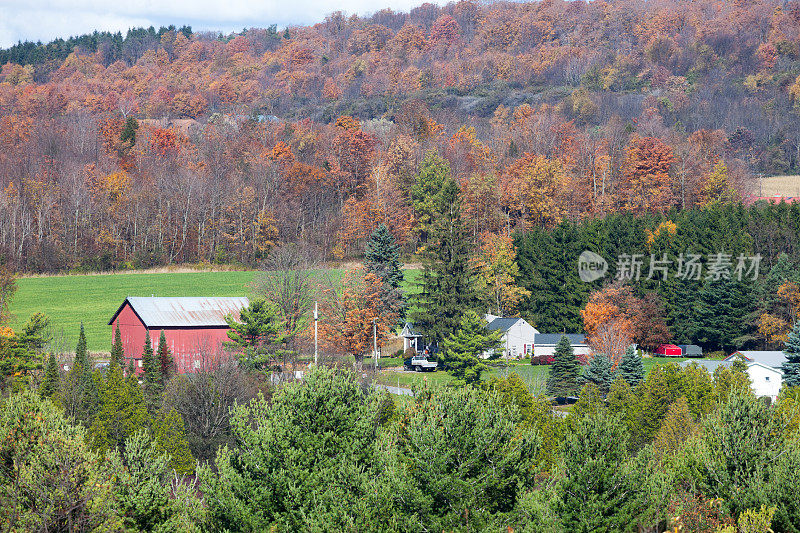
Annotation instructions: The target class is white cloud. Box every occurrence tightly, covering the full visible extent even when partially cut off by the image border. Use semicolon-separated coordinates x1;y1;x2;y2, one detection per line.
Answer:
0;0;445;48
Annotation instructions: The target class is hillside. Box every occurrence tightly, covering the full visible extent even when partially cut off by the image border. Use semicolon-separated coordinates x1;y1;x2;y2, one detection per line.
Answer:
1;0;800;273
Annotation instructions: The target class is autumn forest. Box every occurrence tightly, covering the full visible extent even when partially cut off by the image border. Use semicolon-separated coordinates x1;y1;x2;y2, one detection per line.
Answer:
1;0;800;272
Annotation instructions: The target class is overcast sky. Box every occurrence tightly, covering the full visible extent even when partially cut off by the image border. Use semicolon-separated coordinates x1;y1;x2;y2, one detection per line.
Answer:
0;0;443;48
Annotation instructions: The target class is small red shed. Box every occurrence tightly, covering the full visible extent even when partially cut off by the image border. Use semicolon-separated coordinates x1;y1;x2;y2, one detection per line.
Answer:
108;296;248;373
655;343;682;356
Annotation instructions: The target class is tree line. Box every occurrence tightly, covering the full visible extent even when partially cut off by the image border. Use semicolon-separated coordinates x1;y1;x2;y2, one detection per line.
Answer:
3;356;800;531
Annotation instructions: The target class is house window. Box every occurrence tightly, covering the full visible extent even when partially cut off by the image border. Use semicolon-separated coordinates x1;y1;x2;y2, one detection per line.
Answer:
765;376;770;381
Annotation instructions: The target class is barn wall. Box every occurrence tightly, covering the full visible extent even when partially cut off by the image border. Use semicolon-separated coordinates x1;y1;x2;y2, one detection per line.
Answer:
112;303;148;370
111;302;233;374
159;327;232;373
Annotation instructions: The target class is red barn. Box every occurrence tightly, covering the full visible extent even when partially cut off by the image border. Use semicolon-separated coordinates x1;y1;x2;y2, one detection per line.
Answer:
655;343;682;356
108;296;249;373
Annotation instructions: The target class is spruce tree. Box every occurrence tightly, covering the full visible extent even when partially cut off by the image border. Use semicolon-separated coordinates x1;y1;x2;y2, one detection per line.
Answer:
141;331;162;412
110;326;124;369
71;323;98;424
40;352;60;398
546;335;581;398
618;345;645;386
409;177;477;347
364;224;405;321
156;330;176;383
440;310;503;384
782;321;800;388
365;224;403;290
581;352;615;396
74;323;88;372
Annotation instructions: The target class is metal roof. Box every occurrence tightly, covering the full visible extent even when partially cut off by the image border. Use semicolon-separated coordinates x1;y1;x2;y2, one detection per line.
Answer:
725;351;787;369
109;296;249;328
487;317;523;332
534;333;587;346
679;360;730;372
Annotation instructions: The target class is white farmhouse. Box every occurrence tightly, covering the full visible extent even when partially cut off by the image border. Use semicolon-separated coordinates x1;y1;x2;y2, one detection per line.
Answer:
483;315;539;359
532;333;591;363
679;359;783;402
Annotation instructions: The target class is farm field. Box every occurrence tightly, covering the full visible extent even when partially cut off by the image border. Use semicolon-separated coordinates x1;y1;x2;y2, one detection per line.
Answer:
10;267;421;352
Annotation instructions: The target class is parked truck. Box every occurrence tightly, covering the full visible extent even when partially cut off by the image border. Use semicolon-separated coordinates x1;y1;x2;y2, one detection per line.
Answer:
403;354;439;372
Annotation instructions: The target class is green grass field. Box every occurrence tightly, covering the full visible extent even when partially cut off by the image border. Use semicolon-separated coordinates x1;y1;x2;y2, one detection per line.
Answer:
10;271;259;351
9;267;421;352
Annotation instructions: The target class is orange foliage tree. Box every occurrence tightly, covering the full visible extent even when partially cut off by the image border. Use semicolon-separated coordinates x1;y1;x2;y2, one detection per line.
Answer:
319;267;398;369
621;136;675;213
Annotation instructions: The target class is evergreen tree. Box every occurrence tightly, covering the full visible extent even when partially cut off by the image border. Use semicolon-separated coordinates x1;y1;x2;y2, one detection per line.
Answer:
141;331;162;412
40;352;60;399
74;322;88;371
782;321;800;388
110;326;124;369
156;330;176;383
618;345;645;386
546;335;581;398
365;223;403;290
153;408;195;475
69;323;98;425
410;151;450;244
409;177;477;347
89;364;151;453
691;278;751;352
440;310;503;384
581;352;615;395
364;223;405;321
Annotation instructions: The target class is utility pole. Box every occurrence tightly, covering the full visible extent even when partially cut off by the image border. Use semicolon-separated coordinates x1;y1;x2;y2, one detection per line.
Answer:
314;301;318;366
373;318;378;372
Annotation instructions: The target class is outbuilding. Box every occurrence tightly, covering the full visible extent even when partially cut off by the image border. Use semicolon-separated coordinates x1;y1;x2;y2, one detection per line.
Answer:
108;296;248;373
655;344;682;356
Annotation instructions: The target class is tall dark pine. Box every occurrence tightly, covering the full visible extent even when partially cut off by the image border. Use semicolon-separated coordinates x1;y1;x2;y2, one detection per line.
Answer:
365;223;403;290
546;335;581;398
40;352;60;398
110;326;124;368
141;330;162;412
73;323;98;424
157;329;177;383
364;223;405;320
618;345;645;386
782;321;800;388
409;178;477;347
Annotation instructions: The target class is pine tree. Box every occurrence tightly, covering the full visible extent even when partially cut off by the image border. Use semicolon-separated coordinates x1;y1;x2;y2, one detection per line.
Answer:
440;310;503;384
365;224;403;290
153;408;196;475
110;326;124;369
40;352;60;398
782;321;800;388
141;331;162;412
546;335;581;398
618;345;645;386
409;177;477;347
582;352;615;395
156;330;176;383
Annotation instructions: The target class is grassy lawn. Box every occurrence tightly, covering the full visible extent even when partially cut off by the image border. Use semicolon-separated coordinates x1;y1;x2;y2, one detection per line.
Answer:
9;267;422;352
375;356;692;394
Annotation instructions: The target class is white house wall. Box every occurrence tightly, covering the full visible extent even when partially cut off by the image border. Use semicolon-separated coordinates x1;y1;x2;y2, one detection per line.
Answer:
482;319;538;359
535;345;592;358
747;364;783;401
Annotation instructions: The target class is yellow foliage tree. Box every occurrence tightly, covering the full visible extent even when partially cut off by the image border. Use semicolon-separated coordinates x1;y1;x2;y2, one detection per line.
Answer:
474;233;530;316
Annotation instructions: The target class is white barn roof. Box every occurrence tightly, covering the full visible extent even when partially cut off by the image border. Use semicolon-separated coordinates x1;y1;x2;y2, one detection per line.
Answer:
109;296;249;328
